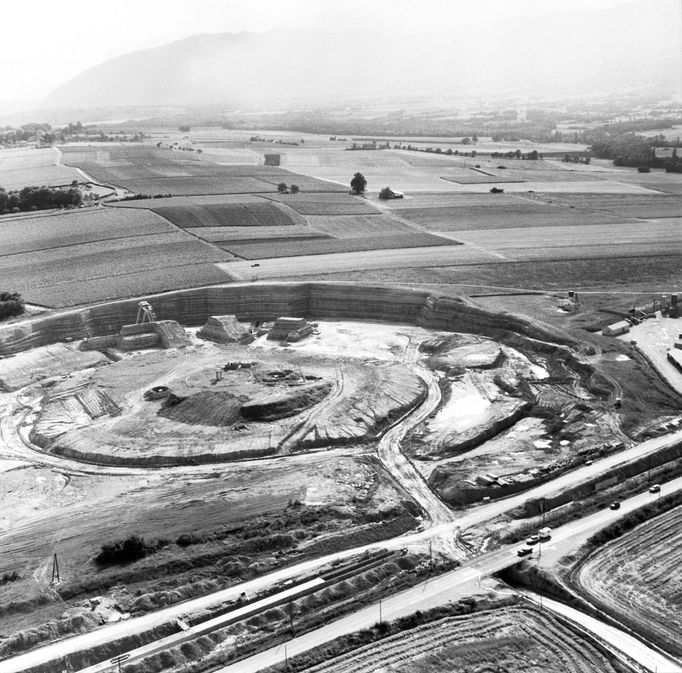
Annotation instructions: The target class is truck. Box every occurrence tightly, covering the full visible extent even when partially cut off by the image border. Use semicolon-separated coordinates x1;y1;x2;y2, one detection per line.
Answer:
538;527;552;540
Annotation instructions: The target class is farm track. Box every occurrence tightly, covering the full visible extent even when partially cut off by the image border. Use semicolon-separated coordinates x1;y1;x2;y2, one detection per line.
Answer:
303;607;620;673
573;504;682;656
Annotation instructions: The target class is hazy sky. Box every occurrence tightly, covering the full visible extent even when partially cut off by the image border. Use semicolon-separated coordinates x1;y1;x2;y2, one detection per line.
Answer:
0;0;665;103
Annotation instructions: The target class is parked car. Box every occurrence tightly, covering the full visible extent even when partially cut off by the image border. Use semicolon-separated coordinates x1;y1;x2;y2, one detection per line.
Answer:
610;502;621;510
649;484;661;493
538;527;552;541
517;546;533;557
526;535;540;546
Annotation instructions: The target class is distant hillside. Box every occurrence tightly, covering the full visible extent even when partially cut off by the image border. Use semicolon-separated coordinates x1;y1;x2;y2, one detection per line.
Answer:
44;1;681;110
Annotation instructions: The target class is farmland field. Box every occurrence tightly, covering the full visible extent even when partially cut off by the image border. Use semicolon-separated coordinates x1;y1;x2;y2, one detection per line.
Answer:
19;263;231;308
306;214;415;238
305;606;623;673
151;200;305;228
453;221;682;258
571;505;682;657
530;192;682;218
0;147;82;190
265;193;381;215
184;224;317;242
388;201;625;231
224;232;455;259
0;208;175;256
0;228;232;307
60;145;345;195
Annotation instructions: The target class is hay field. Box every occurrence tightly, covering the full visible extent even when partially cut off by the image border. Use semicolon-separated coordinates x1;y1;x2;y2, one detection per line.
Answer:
572;505;682;657
307;606;622;673
0;147;82;190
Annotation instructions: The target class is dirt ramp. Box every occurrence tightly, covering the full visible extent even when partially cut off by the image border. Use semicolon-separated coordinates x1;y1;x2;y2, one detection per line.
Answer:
0;343;109;391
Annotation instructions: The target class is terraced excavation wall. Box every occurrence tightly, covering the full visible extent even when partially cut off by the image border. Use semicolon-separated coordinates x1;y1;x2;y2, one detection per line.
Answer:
0;283;572;357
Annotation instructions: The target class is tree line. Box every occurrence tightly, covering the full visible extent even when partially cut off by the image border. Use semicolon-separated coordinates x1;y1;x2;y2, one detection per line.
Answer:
0;185;82;214
589;131;682;172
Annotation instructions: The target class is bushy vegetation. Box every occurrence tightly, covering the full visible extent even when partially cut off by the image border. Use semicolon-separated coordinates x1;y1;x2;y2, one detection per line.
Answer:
0;570;20;585
0;185;81;213
0;291;24;320
95;535;168;567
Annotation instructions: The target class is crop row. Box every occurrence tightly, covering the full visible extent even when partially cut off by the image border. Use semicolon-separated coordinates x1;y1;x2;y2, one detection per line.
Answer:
225;232;454;259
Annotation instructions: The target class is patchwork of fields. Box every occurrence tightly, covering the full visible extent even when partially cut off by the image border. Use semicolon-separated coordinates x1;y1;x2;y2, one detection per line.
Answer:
0;207;232;307
1;137;681;307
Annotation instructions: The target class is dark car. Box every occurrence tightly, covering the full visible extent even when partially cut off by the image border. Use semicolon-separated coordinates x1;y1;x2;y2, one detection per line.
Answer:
517;547;533;557
649;484;661;494
609;502;621;510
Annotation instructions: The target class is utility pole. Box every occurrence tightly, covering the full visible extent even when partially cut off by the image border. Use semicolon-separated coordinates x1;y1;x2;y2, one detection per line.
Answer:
51;552;60;584
379;598;383;624
288;596;295;636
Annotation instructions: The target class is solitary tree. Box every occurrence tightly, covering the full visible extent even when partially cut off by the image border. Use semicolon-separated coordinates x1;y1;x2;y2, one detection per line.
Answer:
350;172;367;195
290;184;300;194
277;182;289;194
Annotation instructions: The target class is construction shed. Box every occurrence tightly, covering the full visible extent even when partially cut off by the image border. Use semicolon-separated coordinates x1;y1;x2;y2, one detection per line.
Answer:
602;320;630;337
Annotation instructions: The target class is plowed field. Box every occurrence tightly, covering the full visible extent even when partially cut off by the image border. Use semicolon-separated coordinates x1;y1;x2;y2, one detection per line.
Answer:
305;606;622;673
572;504;682;657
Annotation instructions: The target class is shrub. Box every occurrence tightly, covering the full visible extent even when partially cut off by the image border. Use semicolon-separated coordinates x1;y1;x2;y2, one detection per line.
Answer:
95;535;159;566
637;166;651;173
0;291;24;320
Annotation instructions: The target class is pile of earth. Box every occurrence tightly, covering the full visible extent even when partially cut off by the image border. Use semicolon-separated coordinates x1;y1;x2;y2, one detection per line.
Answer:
158;382;333;425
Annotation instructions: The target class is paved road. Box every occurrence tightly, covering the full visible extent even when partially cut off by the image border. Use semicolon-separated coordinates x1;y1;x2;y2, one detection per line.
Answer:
214;476;682;673
7;475;682;673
